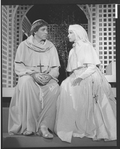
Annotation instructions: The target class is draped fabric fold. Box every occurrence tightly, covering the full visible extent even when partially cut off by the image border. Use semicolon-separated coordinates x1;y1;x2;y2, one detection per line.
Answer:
55;67;116;143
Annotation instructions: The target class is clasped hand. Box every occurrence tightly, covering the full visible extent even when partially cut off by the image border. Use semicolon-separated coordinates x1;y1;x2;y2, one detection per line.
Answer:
31;73;52;86
72;77;83;86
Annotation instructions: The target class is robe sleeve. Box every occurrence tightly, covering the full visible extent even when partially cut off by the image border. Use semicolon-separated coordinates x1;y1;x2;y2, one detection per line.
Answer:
49;44;60;67
83;43;101;65
66;49;73;72
15;42;35;76
79;64;96;79
75;43;100;79
48;44;60;80
49;67;59;81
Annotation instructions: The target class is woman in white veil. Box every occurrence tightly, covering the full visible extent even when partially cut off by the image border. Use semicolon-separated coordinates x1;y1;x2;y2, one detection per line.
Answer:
55;24;116;143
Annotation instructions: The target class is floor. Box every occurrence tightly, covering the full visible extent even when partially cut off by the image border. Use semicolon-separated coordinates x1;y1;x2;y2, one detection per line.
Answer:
2;132;117;148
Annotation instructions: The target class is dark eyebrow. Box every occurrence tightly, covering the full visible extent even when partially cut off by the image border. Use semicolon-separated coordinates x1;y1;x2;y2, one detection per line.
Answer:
42;27;47;30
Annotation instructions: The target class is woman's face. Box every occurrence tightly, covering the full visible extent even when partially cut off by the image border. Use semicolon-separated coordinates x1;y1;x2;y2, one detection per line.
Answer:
35;26;48;40
68;30;76;42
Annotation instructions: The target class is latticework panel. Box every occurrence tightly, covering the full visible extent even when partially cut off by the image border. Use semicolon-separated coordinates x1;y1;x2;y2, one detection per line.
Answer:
2;5;16;88
2;5;8;88
22;16;31;37
13;5;31;86
2;5;32;88
88;4;116;74
96;4;116;74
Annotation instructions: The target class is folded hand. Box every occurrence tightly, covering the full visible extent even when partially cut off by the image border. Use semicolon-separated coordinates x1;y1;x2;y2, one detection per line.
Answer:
31;73;52;86
72;77;83;86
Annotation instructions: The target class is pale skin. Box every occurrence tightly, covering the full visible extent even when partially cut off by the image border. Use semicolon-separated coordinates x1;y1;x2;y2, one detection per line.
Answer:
68;30;83;86
31;26;52;86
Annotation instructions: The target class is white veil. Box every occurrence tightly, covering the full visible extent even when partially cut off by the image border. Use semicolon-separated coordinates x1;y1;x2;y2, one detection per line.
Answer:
67;24;101;72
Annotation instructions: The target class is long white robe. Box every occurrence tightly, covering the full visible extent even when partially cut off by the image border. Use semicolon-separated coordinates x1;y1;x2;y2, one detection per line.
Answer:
8;35;60;134
55;41;116;143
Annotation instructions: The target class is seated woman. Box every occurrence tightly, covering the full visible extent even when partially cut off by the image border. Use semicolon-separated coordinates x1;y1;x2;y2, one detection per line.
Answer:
8;19;60;139
54;24;116;143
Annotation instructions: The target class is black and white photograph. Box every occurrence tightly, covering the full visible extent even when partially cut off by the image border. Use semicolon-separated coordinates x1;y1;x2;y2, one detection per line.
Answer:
1;0;119;149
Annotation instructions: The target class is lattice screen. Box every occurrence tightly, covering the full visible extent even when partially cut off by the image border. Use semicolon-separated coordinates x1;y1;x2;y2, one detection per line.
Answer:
90;4;116;74
13;5;31;86
22;16;31;37
2;5;15;88
97;4;116;74
2;5;7;88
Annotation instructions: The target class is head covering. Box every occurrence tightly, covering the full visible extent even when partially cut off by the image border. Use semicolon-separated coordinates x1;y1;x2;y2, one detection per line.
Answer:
67;24;101;72
69;24;90;43
30;19;49;35
25;35;53;52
